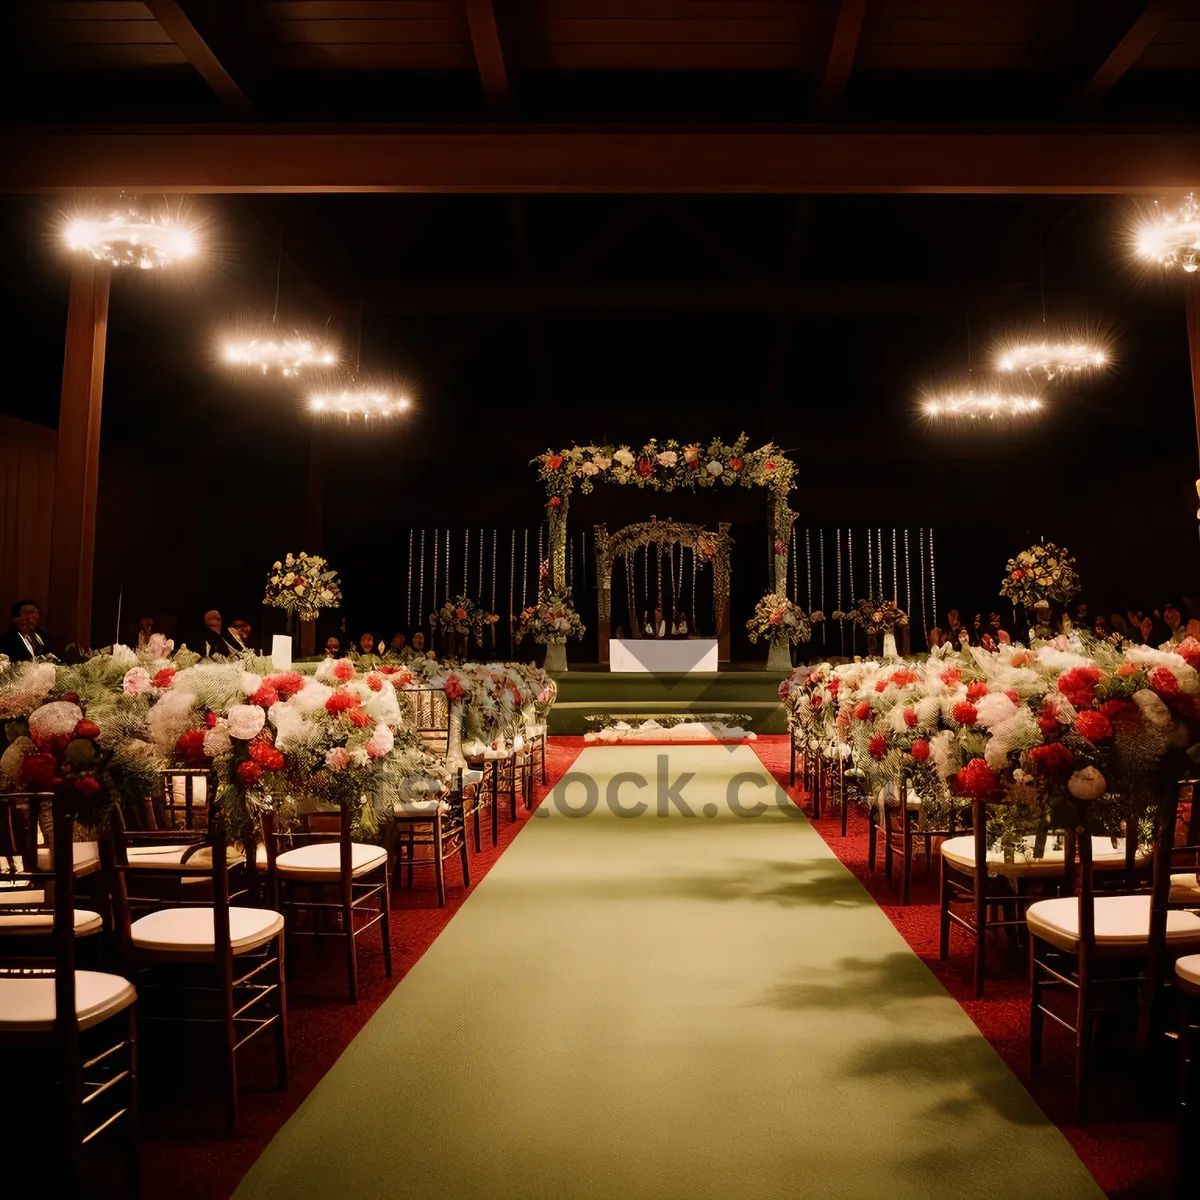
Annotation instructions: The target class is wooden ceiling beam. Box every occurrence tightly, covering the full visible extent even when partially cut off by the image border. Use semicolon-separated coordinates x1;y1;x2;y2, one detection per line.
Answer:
144;1;254;114
1083;0;1179;104
820;0;868;109
4;126;1200;194
464;0;512;110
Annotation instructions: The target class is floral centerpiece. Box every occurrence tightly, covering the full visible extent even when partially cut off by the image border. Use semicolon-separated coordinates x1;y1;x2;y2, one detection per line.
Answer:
432;595;500;654
264;552;343;627
514;589;586;646
747;593;819;670
999;542;1080;611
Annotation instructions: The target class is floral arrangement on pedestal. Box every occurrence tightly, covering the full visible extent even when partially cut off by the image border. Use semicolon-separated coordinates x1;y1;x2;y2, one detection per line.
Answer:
999;542;1080;609
833;598;908;635
514;588;586;645
264;552;343;625
431;595;499;649
746;593;820;646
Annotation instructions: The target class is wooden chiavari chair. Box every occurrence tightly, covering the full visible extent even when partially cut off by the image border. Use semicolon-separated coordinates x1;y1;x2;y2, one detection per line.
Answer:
263;803;390;1004
1027;780;1200;1124
880;772;961;906
393;768;471;908
0;792;139;1194
103;788;287;1134
1176;954;1200;1195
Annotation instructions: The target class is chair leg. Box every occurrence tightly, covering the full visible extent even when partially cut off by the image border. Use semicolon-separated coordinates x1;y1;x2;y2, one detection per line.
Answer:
380;868;393;979
126;1008;142;1199
540;737;548;785
840;775;848;838
434;814;447;908
884;813;894;885
1029;948;1045;1076
343;885;359;1004
222;989;239;1136
972;873;987;997
274;936;289;1088
473;801;482;853
1075;969;1091;1125
789;735;796;787
901;827;913;907
405;829;415;891
868;816;878;874
938;871;952;960
460;827;471;888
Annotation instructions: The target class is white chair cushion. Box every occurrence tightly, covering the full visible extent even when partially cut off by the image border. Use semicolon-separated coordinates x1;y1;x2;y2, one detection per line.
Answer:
1026;894;1200;954
273;842;387;881
1171;872;1200;903
0;970;135;1032
0;908;102;936
131;906;284;956
394;798;449;816
0;885;45;907
942;835;1141;879
526;724;546;738
124;844;245;872
1177;954;1200;996
18;843;101;877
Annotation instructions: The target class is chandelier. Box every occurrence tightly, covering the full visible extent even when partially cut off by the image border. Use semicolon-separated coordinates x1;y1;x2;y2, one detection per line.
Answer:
309;386;411;421
64;204;198;270
993;337;1109;380
920;384;1043;422
222;335;338;377
1134;193;1200;273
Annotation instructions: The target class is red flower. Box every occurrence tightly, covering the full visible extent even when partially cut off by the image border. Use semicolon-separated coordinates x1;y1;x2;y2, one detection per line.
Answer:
1058;666;1101;708
346;707;371;728
268;672;305;700
1010;569;1024;580
853;701;872;721
875;680;888;693
939;667;961;685
1030;742;1074;774
774;541;786;558
1116;662;1138;678
828;679;840;697
20;754;61;788
954;759;998;799
903;707;918;728
250;742;285;770
444;676;465;702
333;661;355;682
1175;637;1200;669
367;673;383;692
1037;707;1060;736
1150;667;1180;697
205;711;219;729
251;684;279;709
237;761;263;785
455;607;468;620
176;730;208;762
891;669;920;687
325;690;358;714
952;701;978;725
966;682;989;700
153;667;176;689
1004;690;1020;705
687;458;699;470
869;735;888;760
809;693;823;709
74;719;100;740
911;739;930;762
545;454;564;470
1075;710;1114;742
778;681;791;702
73;775;101;796
636;459;654;478
1100;698;1134;720
729;457;745;471
548;496;563;510
764;461;777;472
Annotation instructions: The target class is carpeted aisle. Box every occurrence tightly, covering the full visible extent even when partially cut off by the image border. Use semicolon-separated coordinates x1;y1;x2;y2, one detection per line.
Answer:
234;745;1101;1200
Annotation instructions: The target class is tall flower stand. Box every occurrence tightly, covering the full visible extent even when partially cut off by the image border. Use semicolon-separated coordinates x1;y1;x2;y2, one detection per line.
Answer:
544;642;568;674
766;638;792;672
883;630;899;659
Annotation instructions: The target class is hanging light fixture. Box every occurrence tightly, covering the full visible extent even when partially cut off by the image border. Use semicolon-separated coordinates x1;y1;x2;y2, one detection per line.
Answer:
63;200;198;270
1134;192;1200;273
920;382;1043;422
988;227;1111;380
308;384;412;422
221;333;338;377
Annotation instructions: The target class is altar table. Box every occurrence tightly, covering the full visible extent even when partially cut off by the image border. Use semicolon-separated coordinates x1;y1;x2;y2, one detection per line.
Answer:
609;638;718;674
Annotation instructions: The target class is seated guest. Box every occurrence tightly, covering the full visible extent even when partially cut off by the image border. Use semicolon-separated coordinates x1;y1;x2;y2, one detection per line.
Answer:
945;609;965;644
357;631;377;656
402;631;435;661
644;605;667;638
926;625;943;649
387;631;406;655
324;636;341;658
202;609;237;657
673;610;691;638
1;599;46;661
228;618;254;653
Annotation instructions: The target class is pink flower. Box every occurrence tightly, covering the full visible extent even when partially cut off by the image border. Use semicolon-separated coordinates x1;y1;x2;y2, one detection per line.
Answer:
325;747;351;770
122;667;151;695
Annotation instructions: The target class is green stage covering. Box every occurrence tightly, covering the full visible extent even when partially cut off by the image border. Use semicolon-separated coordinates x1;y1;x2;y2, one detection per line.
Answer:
235;746;1101;1200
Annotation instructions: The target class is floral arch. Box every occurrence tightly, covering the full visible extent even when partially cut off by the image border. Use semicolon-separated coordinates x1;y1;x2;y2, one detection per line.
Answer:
535;433;796;602
593;518;734;663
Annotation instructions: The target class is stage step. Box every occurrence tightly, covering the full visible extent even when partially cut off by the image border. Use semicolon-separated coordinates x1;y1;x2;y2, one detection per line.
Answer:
547;670;788;735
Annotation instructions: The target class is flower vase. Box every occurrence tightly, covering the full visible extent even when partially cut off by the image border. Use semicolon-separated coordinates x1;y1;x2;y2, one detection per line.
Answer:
883;630;898;659
446;701;467;772
766;637;792;672
544;641;568;673
1032;600;1051;639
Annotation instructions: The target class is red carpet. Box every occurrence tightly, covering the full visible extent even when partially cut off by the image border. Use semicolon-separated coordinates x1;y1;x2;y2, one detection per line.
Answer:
750;735;1176;1200
129;738;586;1200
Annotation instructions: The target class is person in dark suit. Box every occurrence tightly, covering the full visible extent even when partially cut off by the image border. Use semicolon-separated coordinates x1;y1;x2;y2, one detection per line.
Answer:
202;609;238;657
1;599;47;661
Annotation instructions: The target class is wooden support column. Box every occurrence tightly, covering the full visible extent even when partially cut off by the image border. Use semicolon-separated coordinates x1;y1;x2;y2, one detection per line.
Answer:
48;261;109;652
1187;281;1200;468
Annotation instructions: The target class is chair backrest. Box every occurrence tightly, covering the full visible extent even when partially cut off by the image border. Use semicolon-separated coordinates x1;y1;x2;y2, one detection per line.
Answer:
0;791;81;1038
160;767;212;831
262;801;354;896
400;686;450;757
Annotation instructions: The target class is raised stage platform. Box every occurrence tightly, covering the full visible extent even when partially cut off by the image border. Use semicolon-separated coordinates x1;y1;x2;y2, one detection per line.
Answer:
547;666;789;735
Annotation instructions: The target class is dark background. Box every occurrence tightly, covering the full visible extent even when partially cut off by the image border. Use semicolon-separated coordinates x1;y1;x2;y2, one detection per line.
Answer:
2;191;1196;660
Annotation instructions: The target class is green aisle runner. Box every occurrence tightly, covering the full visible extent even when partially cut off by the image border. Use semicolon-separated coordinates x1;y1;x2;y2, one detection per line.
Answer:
235;746;1101;1200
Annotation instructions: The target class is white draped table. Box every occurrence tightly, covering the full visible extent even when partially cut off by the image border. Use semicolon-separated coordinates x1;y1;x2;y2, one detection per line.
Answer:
609;637;718;674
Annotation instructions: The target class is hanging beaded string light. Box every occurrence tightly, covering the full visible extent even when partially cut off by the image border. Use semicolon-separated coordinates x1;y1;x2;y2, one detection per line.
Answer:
444;529;450;603
463;529;470;594
523;529;530;605
805;528;813;611
836;528;844;656
407;529;414;628
892;528;898;602
418;530;426;632
509;531;516;652
903;529;911;626
431;530;439;624
930;528;938;631
64;198;199;270
818;528;826;646
1134;192;1200;273
848;529;856;656
919;528;928;640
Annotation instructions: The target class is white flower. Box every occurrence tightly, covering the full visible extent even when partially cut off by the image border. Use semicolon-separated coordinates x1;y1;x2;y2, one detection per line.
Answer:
111;644;138;669
29;701;83;744
706;460;723;476
975;692;1017;728
580;462;599;476
591;454;611;470
227;704;266;740
656;450;678;466
203;727;232;757
1133;688;1172;729
320;588;334;602
241;671;262;696
613;448;635;467
1068;766;1107;801
273;561;282;570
